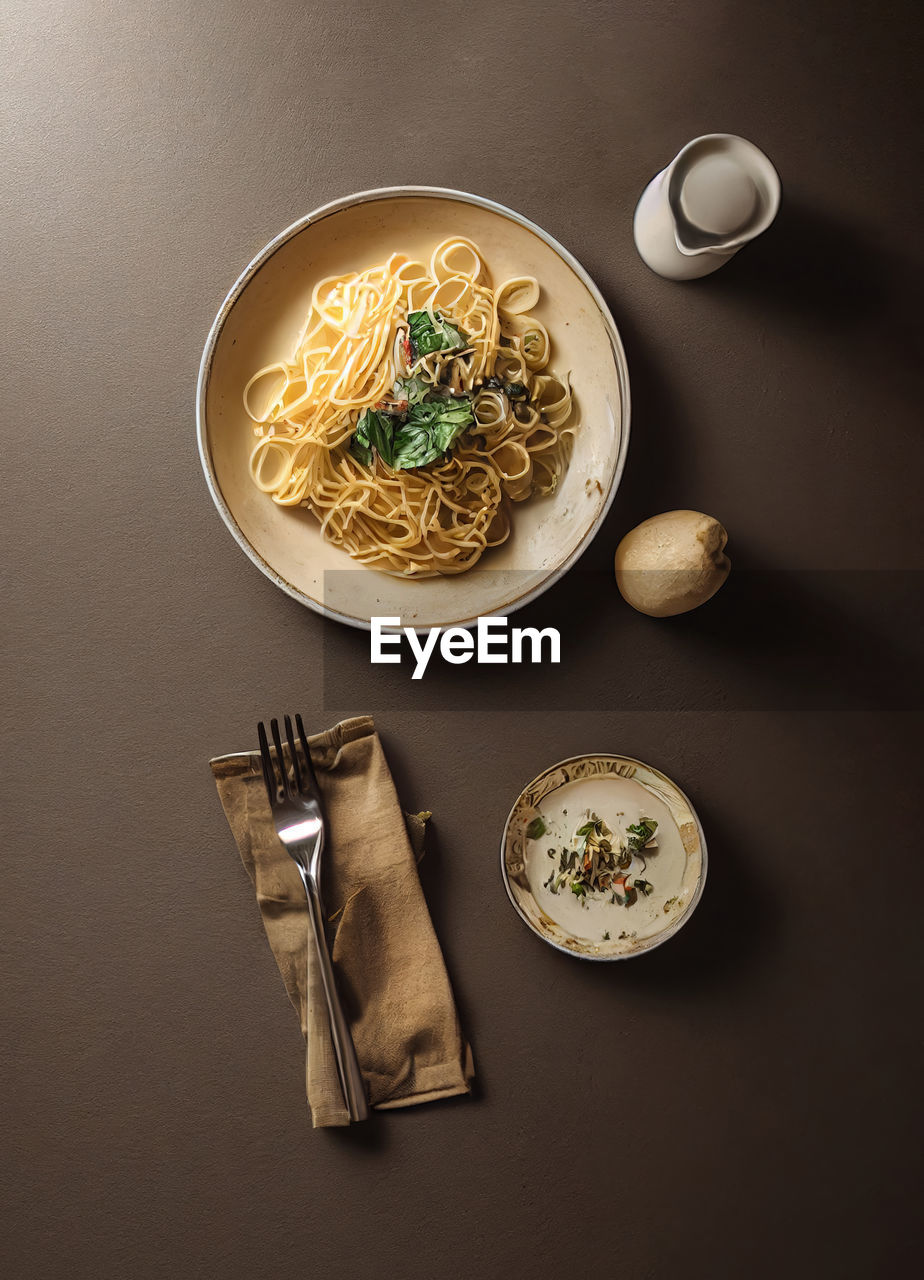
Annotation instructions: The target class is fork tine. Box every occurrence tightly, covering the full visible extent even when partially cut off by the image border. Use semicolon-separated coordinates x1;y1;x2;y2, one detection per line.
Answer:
295;713;321;798
257;721;280;807
269;718;293;799
283;715;303;795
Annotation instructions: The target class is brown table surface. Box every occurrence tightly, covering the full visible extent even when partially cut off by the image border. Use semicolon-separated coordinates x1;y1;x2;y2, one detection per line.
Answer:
4;2;922;1276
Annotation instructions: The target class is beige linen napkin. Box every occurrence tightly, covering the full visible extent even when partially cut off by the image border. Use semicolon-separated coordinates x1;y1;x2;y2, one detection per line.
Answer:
210;715;474;1126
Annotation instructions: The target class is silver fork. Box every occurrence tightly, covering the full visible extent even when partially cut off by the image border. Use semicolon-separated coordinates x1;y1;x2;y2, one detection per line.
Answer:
257;714;369;1122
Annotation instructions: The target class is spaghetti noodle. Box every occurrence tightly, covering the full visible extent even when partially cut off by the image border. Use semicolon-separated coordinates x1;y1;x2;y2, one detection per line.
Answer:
244;237;576;576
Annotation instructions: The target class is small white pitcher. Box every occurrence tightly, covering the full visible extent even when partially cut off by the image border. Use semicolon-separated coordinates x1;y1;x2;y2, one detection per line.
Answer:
634;134;781;280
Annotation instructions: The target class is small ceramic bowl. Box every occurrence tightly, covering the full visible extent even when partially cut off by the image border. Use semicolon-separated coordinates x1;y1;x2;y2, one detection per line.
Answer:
501;754;707;960
197;187;630;631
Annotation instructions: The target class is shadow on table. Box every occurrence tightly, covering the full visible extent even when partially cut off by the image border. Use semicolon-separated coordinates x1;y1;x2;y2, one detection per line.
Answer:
674;552;922;710
509;549;923;714
591;300;703;545
596;799;780;999
325;1108;389;1151
705;198;893;318
693;196;922;392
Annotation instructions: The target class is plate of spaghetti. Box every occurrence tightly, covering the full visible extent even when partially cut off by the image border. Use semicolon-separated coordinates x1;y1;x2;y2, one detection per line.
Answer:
197;188;629;630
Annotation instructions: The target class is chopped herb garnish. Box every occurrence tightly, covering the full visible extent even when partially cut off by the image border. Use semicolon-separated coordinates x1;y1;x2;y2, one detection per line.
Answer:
603;931;610;941
392;397;474;468
393;375;429;407
407;310;468;358
626;818;658;854
349;408;392;468
351;392;474;471
504;381;528;400
539;812;663;911
526;816;547;840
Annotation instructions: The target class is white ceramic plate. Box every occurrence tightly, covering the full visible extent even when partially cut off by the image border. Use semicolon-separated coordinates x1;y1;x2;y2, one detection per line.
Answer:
197;187;629;630
501;754;707;960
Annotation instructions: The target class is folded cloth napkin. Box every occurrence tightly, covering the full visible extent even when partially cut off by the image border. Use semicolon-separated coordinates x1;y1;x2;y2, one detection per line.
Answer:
210;715;474;1126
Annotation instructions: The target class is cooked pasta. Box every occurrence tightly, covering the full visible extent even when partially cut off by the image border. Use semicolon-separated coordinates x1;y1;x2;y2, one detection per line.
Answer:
244;237;576;576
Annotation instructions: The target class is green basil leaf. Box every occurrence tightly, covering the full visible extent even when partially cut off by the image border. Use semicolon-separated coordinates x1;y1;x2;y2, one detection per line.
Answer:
349;424;373;467
407;310;468;357
350;408;397;468
393;375;429;407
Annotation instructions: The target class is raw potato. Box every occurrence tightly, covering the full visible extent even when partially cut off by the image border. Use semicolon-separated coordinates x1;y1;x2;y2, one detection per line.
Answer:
615;510;730;617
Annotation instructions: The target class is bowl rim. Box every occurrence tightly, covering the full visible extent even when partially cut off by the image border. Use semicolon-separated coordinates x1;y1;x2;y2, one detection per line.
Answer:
499;752;708;961
196;185;631;631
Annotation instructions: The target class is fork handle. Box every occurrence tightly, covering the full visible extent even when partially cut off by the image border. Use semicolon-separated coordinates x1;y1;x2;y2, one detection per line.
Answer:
301;873;369;1123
